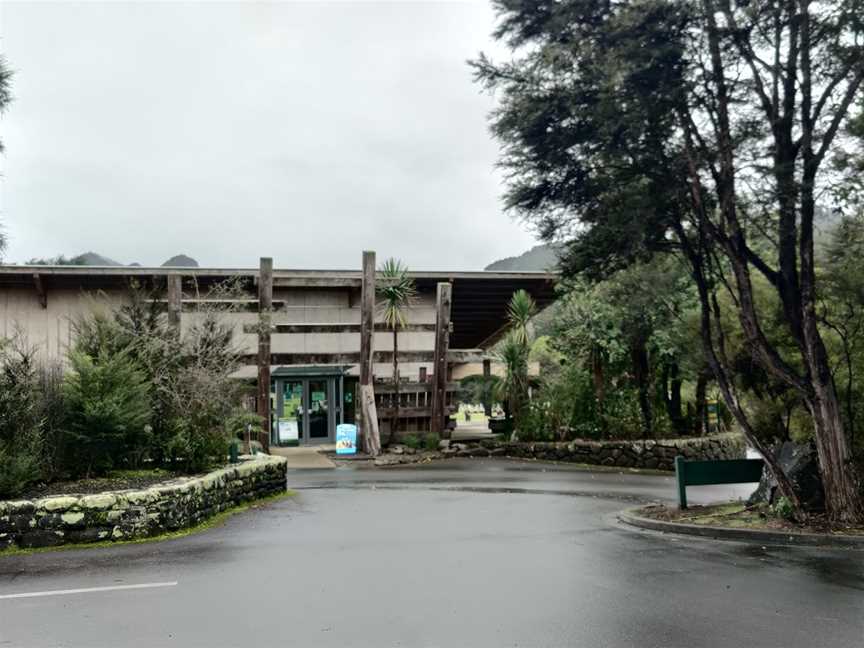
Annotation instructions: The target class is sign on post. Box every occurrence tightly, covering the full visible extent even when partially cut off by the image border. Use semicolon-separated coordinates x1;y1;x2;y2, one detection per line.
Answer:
706;399;719;432
336;423;358;455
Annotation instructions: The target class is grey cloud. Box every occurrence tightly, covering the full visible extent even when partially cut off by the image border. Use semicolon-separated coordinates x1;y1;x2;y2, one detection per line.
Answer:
0;1;537;269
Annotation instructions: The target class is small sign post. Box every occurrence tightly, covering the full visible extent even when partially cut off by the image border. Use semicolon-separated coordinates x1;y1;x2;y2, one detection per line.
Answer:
336;423;358;455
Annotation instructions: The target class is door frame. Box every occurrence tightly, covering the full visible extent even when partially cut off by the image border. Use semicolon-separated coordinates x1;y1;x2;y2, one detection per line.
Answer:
271;367;348;446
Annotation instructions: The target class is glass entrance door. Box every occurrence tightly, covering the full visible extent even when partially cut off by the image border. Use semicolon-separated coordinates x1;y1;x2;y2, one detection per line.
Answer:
276;380;303;445
307;379;330;441
273;376;339;446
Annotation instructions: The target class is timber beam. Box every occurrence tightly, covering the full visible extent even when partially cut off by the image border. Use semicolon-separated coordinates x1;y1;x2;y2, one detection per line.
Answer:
257;257;273;444
240;349;482;366
33;274;47;309
430;282;453;438
242;323;436;334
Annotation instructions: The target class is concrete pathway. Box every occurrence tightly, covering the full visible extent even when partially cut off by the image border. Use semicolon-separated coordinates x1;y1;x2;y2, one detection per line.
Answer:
269;446;336;469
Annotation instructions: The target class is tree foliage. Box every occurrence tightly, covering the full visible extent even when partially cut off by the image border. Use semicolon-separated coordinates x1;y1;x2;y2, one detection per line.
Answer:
62;348;151;477
0;338;45;497
474;0;864;521
0;54;12;259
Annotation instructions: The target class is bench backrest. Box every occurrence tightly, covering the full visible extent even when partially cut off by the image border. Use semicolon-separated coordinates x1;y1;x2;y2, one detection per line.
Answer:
675;456;764;508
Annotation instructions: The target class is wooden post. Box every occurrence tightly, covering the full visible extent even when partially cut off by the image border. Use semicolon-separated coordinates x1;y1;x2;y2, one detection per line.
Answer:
482;357;492;417
359;250;382;456
257;257;273;449
431;282;452;438
33;274;47;309
166;275;182;330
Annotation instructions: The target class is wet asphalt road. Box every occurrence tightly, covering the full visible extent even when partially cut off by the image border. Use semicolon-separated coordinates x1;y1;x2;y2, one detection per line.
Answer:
1;459;862;648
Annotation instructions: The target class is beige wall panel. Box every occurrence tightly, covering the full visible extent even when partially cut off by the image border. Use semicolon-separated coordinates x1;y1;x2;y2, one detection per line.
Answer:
1;287;120;362
297;333;343;354
339;332;359;353
270;332;307;353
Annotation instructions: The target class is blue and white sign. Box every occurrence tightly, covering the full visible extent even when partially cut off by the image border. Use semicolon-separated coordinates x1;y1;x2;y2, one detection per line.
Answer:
336;424;358;455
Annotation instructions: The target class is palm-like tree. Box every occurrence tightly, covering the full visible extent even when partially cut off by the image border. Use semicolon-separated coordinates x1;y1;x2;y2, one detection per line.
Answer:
377;258;416;443
497;290;537;431
506;289;536;344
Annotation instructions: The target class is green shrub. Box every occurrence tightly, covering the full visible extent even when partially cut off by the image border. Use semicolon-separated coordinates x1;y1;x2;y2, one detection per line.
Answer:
402;434;421;449
772;496;795;521
0;339;45;497
36;360;67;480
424;433;440;451
162;310;242;472
0;438;43;498
62;349;151;477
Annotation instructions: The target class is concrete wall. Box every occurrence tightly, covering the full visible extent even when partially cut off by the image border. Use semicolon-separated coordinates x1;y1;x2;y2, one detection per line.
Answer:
0;456;287;550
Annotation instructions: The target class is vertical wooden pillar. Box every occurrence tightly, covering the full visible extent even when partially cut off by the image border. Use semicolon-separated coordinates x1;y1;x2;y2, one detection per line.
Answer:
359;251;382;456
482;357;492;417
431;282;452;438
167;275;182;330
33;274;47;309
257;257;273;449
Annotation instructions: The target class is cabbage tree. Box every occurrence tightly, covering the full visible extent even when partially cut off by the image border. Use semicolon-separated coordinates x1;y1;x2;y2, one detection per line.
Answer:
377;258;416;443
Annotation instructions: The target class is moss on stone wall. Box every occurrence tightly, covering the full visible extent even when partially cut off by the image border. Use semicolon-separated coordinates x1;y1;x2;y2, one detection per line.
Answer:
0;456;287;550
443;433;746;470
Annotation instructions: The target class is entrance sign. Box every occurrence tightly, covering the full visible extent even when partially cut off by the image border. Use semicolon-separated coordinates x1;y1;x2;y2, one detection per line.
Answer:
336;424;358;455
278;418;299;443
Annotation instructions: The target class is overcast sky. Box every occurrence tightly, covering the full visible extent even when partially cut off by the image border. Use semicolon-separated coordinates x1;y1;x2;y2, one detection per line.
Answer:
0;1;538;270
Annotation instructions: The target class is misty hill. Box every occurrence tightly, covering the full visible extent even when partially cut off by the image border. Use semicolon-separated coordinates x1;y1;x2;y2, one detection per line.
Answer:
76;251;122;266
26;252;200;267
484;244;560;272
26;251;122;266
161;254;199;268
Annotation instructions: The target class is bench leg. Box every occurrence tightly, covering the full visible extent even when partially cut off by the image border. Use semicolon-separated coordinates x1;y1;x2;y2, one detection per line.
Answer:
675;455;688;509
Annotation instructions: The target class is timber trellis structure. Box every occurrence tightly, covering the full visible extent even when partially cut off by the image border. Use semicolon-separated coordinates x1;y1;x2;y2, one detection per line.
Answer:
249;254;459;443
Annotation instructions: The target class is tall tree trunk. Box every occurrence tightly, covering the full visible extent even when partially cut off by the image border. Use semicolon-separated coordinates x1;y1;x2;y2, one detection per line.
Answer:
796;5;863;520
670;139;807;518
590;345;606;436
631;336;652;439
662;361;686;436
803;338;863;522
694;368;708;436
698;0;862;522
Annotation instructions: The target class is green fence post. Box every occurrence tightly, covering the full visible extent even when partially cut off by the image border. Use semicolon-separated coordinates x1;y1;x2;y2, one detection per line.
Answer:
675;455;688;509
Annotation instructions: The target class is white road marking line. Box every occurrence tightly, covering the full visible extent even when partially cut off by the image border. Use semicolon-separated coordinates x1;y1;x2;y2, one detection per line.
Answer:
0;581;178;600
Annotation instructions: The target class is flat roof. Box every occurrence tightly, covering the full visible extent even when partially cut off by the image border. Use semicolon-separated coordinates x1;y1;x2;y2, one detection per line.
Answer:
0;265;559;349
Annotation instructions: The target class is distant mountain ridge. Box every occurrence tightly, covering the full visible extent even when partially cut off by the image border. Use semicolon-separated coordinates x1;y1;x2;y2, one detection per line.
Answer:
484;244;560;272
162;254;198;268
26;252;199;267
75;251;122;266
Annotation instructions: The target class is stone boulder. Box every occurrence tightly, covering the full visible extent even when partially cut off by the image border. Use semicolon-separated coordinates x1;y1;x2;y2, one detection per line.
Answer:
748;441;825;511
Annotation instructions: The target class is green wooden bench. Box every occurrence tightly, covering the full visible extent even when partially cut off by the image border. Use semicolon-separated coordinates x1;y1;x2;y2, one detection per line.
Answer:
674;456;764;509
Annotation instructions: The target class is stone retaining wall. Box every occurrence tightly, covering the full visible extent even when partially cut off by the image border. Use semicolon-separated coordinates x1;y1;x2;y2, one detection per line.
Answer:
0;455;287;550
443;433;746;470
